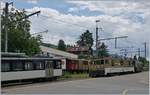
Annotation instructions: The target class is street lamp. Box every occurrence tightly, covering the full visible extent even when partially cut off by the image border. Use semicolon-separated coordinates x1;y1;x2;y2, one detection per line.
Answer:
31;30;48;36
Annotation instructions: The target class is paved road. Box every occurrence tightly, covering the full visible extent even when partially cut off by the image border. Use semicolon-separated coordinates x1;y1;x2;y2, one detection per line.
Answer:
2;72;149;94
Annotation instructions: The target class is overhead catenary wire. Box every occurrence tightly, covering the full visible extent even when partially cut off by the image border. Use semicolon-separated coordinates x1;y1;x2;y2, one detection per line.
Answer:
27;13;85;41
26;11;90;31
38;14;90;29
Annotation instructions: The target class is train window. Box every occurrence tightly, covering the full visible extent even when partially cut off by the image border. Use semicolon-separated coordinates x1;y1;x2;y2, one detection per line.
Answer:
101;60;104;64
46;61;53;68
1;62;10;72
25;62;33;70
105;60;109;64
83;61;87;65
53;60;61;69
120;59;124;66
111;60;114;66
12;61;24;71
35;62;44;70
94;60;100;64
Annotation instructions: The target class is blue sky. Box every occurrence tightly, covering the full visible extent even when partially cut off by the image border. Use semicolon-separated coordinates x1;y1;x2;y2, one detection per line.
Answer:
1;0;149;58
2;0;105;16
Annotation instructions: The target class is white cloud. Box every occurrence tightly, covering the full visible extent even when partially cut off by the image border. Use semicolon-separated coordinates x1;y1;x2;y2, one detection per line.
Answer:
26;6;148;45
68;7;78;12
67;1;150;15
27;0;38;4
0;1;5;14
0;1;5;8
68;6;87;13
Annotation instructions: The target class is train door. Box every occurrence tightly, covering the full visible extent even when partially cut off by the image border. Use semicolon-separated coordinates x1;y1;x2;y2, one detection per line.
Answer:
104;59;111;67
61;59;66;70
53;60;62;76
45;61;53;77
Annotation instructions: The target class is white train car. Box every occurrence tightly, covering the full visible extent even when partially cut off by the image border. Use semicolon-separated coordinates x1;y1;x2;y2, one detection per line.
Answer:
1;53;62;83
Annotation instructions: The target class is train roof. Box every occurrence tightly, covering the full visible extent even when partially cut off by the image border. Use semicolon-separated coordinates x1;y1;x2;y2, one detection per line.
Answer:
1;52;64;61
1;57;62;61
92;57;112;60
66;58;90;61
1;52;27;57
65;57;112;61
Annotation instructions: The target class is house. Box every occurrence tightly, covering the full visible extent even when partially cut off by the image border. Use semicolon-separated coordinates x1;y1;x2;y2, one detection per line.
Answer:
66;46;90;55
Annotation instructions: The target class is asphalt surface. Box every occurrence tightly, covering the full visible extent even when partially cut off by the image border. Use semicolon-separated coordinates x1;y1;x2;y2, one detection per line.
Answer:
2;71;149;94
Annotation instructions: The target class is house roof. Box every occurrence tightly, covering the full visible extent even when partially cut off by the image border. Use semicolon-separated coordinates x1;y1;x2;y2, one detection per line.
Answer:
66;46;89;52
1;52;27;57
40;45;78;59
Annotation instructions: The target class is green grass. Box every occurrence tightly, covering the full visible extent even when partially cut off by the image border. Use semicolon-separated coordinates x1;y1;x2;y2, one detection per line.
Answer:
59;71;89;80
70;73;89;78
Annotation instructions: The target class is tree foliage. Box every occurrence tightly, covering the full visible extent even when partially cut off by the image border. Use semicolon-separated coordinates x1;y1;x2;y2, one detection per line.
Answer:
66;44;74;48
1;9;41;56
76;30;93;47
97;42;109;58
78;52;89;59
41;42;57;49
58;39;66;51
76;30;93;55
138;56;149;66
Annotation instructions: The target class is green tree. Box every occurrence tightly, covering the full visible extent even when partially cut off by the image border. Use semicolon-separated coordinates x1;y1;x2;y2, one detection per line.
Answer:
1;9;41;56
66;44;74;48
138;56;149;66
76;30;93;55
97;42;109;58
58;39;66;51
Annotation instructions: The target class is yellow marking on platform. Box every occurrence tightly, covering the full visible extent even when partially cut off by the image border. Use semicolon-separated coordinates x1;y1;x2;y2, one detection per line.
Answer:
122;89;128;95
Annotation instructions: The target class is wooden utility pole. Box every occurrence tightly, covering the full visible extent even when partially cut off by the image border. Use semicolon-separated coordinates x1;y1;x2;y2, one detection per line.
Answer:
31;30;48;36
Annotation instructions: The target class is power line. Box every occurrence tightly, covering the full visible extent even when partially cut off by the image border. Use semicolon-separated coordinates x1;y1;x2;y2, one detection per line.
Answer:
26;11;89;29
28;14;88;37
38;14;89;29
31;30;48;36
98;36;128;48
